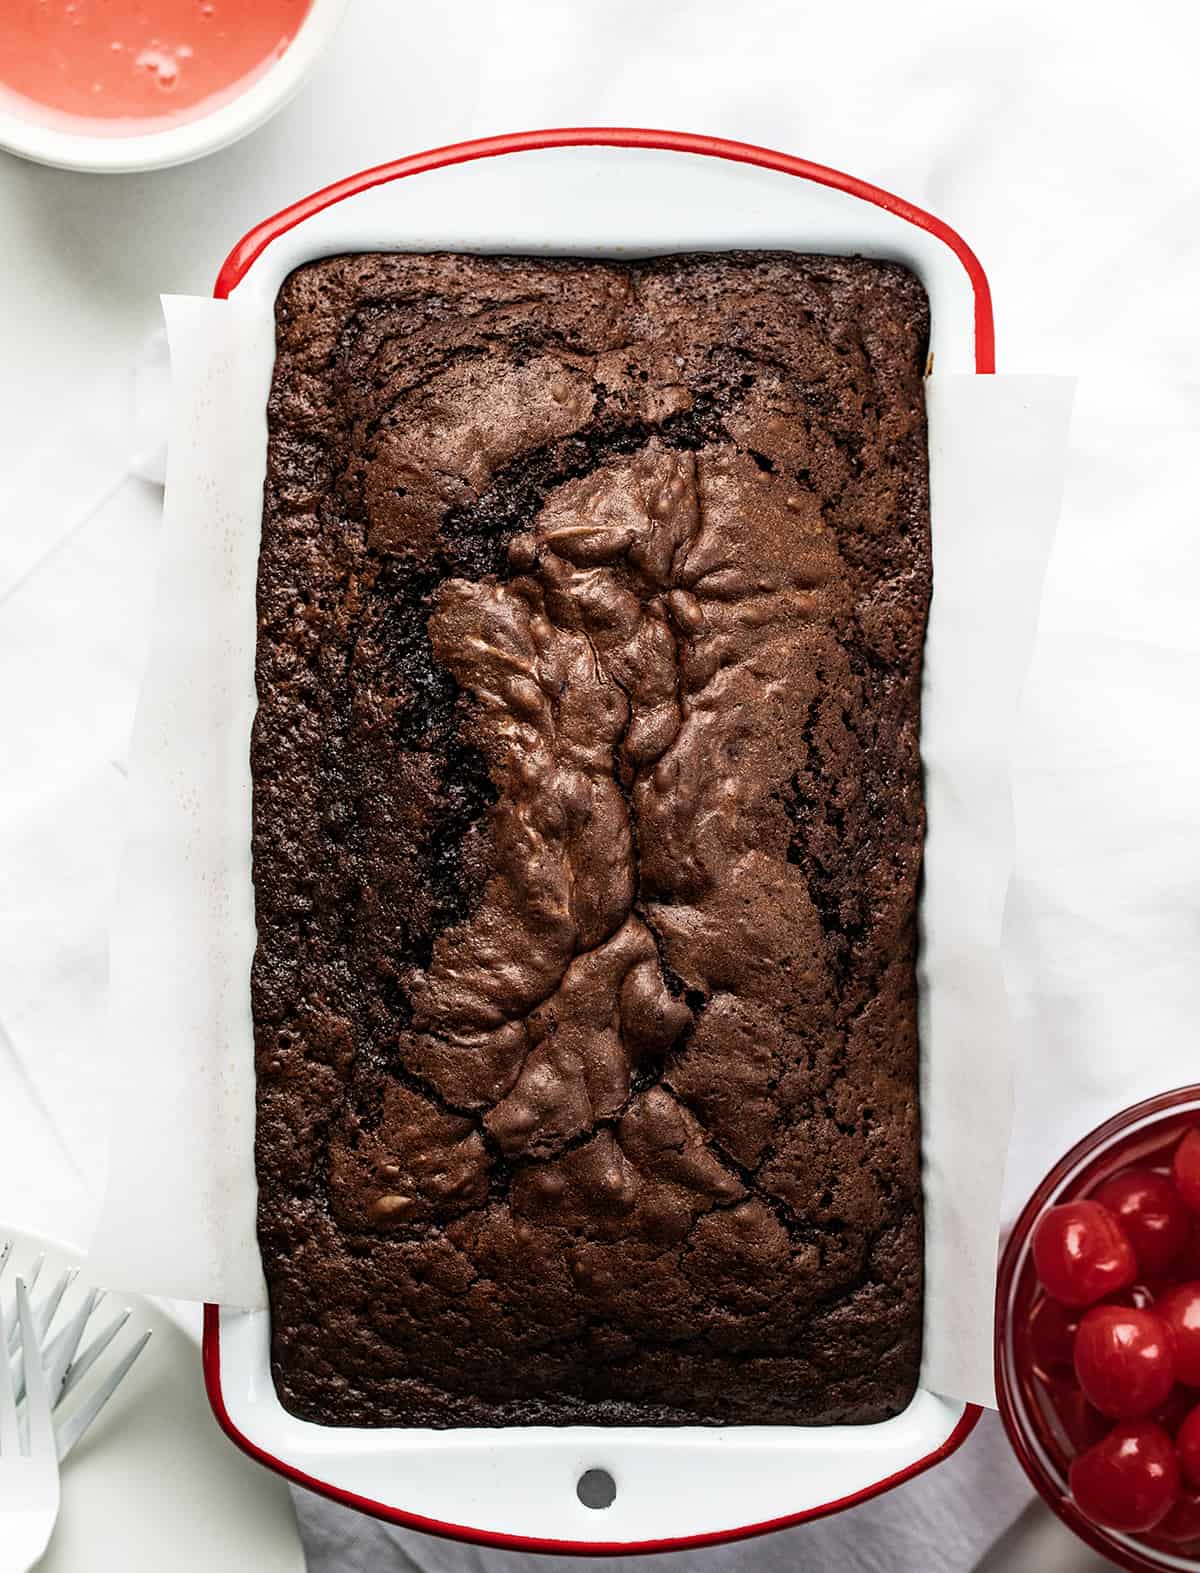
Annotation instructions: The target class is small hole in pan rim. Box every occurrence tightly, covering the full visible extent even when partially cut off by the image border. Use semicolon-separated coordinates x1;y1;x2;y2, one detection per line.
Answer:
576;1467;618;1510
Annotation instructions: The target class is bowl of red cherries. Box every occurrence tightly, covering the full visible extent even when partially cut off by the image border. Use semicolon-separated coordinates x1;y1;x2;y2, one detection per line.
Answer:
997;1087;1200;1571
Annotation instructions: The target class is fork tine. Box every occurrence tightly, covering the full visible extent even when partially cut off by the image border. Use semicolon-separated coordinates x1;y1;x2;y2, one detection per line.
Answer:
56;1330;151;1463
0;1241;10;1281
43;1289;102;1372
34;1268;75;1340
43;1288;98;1406
57;1308;130;1407
5;1253;42;1351
16;1279;55;1459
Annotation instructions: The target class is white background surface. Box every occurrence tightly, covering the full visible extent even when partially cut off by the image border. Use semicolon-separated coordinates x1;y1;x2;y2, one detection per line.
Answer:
3;0;1198;1568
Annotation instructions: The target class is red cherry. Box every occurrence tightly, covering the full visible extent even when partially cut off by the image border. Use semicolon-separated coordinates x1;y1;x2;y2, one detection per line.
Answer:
1073;1305;1176;1418
1032;1201;1137;1307
1173;1128;1200;1213
1028;1293;1079;1375
1094;1168;1192;1275
1177;1403;1200;1489
1069;1421;1179;1532
1157;1282;1200;1386
1152;1488;1200;1546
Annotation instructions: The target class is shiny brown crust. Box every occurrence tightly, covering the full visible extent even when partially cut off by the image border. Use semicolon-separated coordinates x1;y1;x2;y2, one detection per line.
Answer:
252;251;930;1427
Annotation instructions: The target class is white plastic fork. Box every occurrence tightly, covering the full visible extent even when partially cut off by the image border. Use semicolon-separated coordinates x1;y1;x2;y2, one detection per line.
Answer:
0;1243;153;1568
0;1279;61;1573
13;1289;101;1409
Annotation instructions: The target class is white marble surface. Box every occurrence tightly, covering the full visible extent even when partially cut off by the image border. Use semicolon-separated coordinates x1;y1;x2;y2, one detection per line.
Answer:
4;0;1199;1567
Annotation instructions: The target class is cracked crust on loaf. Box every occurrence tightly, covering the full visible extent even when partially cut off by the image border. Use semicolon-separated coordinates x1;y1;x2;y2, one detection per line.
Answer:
252;251;930;1426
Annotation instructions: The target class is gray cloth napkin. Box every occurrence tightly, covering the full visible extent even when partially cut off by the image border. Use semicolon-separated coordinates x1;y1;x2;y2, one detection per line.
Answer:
290;1414;1035;1573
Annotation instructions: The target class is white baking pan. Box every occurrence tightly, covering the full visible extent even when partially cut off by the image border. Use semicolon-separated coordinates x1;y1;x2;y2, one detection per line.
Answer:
202;128;990;1556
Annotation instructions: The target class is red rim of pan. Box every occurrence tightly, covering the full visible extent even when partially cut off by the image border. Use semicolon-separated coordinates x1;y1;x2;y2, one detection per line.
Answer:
204;125;990;1554
214;125;994;373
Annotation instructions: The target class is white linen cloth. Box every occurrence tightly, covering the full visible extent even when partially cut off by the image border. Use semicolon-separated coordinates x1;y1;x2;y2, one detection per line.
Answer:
3;0;1198;1567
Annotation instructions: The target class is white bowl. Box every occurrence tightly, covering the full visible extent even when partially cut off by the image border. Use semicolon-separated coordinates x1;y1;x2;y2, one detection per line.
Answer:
0;0;348;174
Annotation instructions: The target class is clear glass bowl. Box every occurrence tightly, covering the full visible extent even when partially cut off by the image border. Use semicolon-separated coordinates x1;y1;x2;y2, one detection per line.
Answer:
996;1085;1200;1572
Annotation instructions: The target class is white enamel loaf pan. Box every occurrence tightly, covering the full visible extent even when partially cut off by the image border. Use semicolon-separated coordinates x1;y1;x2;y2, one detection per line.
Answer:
203;128;992;1555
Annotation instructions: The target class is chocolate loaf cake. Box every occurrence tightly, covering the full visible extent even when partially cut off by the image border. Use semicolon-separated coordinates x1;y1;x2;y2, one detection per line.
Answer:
252;251;930;1427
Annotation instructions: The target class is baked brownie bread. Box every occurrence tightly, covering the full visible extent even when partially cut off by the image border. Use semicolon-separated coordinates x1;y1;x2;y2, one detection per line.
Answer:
252;251;930;1427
